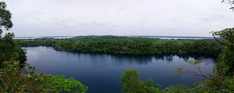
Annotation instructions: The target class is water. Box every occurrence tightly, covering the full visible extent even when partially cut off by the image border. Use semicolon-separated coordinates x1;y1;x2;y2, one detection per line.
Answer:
22;46;216;93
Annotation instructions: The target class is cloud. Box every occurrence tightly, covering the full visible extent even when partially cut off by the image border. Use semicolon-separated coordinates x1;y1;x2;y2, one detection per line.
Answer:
2;0;234;37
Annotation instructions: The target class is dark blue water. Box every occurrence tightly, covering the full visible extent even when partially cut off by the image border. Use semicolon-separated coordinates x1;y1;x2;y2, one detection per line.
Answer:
22;46;216;93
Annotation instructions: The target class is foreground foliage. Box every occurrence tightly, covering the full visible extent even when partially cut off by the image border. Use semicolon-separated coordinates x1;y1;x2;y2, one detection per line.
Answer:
0;33;26;65
176;28;234;92
0;1;13;35
121;68;162;93
0;61;88;93
186;28;234;92
121;68;194;93
51;75;88;93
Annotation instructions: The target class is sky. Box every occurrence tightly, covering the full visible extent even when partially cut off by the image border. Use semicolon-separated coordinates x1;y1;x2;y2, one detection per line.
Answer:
1;0;234;37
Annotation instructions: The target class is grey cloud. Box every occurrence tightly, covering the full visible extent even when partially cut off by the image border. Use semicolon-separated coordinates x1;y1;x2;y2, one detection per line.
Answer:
2;0;234;37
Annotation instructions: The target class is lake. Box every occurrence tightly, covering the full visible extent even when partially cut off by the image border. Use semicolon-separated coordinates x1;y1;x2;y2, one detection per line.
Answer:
22;46;216;93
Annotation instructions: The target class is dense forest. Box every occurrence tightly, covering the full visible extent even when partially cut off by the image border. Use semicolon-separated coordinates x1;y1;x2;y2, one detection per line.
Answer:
15;36;223;57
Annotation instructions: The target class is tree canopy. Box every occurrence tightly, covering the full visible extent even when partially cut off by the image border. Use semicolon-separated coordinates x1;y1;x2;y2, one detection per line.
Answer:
0;33;26;64
121;68;163;93
0;1;13;36
212;28;234;76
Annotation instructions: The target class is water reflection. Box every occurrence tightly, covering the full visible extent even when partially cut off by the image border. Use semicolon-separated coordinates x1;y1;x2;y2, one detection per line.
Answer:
66;51;216;65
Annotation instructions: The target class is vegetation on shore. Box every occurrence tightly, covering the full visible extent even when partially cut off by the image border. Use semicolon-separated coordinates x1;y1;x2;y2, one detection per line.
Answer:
15;36;223;57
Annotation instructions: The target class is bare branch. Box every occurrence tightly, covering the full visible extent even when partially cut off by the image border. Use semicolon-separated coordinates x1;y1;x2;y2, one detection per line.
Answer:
183;70;208;78
212;34;234;47
10;80;19;92
222;0;234;4
205;71;214;76
182;69;226;87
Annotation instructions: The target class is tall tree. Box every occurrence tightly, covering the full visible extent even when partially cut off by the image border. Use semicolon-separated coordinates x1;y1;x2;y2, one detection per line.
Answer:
212;28;234;76
0;1;13;36
0;33;26;64
121;68;162;93
0;2;25;65
121;68;145;93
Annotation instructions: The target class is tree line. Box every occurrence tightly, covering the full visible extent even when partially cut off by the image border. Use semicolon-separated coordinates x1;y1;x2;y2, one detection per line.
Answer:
15;36;224;57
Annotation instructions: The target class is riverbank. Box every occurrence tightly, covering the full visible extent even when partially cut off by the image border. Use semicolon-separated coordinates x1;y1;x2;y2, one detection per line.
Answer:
16;36;223;57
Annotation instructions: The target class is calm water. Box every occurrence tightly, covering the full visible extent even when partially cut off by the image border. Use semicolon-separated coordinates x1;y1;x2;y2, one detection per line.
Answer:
22;46;216;93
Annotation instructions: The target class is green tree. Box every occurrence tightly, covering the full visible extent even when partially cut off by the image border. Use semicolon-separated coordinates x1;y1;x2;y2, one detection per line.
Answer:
121;68;144;93
144;78;154;87
0;1;24;65
0;1;13;36
144;78;162;93
121;68;162;93
0;33;26;64
163;84;192;93
50;75;88;93
211;28;234;76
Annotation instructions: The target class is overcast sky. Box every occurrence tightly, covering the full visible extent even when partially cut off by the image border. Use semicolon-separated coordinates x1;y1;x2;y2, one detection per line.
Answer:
2;0;234;37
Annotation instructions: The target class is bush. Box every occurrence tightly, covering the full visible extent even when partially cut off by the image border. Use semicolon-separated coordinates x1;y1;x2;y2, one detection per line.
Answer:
0;61;88;93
